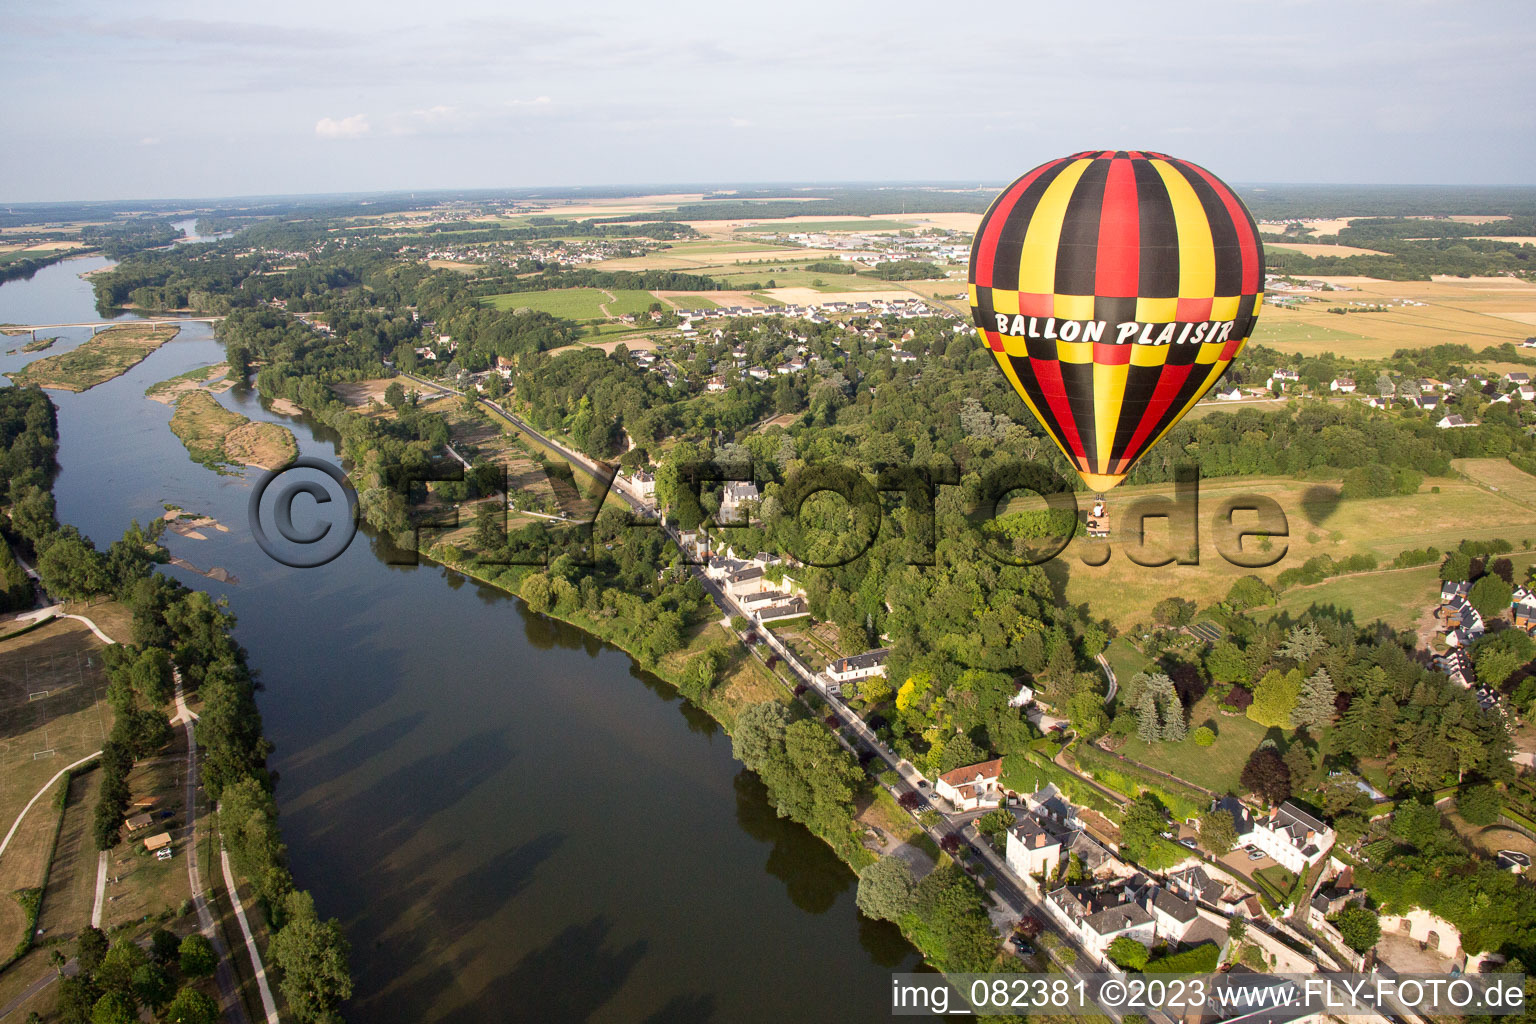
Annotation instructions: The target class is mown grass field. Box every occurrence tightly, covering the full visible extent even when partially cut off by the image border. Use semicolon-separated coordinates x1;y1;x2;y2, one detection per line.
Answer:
1060;473;1535;630
10;323;180;391
1111;698;1275;795
482;287;661;319
1262;549;1536;632
1453;457;1536;507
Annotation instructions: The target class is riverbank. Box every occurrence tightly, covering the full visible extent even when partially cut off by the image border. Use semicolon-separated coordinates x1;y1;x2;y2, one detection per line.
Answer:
415;544;1010;977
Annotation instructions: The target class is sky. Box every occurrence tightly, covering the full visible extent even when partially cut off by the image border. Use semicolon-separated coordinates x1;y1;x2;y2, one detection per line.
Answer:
3;0;1534;202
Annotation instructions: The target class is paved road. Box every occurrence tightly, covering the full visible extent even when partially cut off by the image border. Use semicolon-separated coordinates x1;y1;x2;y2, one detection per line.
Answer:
0;960;78;1020
175;674;250;1024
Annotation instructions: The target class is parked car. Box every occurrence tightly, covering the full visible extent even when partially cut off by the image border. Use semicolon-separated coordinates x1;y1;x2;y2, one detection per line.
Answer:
1248;849;1266;861
1180;838;1199;849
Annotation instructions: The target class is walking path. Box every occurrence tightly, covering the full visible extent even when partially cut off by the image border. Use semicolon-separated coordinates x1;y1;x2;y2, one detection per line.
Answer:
89;851;108;928
0;750;103;862
221;847;280;1024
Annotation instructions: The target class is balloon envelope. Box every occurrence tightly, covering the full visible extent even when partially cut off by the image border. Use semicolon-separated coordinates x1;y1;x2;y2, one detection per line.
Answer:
968;150;1265;491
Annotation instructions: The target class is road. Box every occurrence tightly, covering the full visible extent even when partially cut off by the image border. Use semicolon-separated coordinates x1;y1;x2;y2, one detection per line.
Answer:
174;673;250;1024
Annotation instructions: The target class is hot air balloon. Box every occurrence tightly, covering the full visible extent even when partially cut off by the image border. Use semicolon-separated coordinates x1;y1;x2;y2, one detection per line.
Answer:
969;150;1265;492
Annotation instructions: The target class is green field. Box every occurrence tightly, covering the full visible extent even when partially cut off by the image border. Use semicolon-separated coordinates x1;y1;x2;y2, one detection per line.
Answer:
1102;637;1150;688
665;294;720;309
1112;697;1274;795
1262;549;1536;631
1061;473;1536;630
707;266;906;292
1248;317;1365;348
482;287;661;320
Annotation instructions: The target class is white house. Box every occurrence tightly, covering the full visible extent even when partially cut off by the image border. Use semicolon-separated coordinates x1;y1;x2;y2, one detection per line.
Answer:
934;757;1004;812
623;469;656;503
1438;414;1473;429
1005;816;1063;888
1330;378;1357;393
718;480;760;523
824;647;891;689
1219;798;1334;873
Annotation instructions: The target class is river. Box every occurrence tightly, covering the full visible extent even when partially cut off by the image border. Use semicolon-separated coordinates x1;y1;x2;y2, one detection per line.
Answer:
0;228;925;1022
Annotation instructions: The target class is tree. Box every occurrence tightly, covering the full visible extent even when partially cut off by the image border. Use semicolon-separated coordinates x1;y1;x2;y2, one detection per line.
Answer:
177;934;216;979
1193;726;1215;747
1197;807;1239;855
1107;936;1150;971
131;963;173;1010
518;572;552;614
1248;669;1303;729
1152;597;1195;627
856;855;916;922
161;987;220;1024
96;941;147;996
976;807;1014;842
270;890;353;1024
1284;741;1318;791
1241;747;1291;805
1441;550;1473;583
89;993;135;1024
383;381;405;409
37;534;111;601
1120;792;1170;854
857;675;893;705
1330;904;1381;953
1290;669;1336;730
1276;623;1328;665
1205;641;1250;684
1470;629;1536;688
473;501;504;552
1458;783;1503;826
76;927;109;976
1470;575;1514;620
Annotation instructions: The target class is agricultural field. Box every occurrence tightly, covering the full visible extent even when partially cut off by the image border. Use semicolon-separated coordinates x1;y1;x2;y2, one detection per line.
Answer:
1264;242;1389;257
167;390;297;472
736;219;919;233
1250;276;1536;359
1059;473;1533;630
482;287;660;320
9;323;180;391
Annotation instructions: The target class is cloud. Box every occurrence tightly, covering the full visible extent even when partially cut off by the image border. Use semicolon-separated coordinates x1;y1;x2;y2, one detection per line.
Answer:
506;96;552;108
315;114;371;139
139;136;162;146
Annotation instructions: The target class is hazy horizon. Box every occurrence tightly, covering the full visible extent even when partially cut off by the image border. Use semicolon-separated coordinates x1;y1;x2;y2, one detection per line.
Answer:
4;0;1534;203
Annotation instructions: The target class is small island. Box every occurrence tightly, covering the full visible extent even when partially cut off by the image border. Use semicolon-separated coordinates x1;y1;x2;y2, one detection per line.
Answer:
8;323;180;391
167;390;297;472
